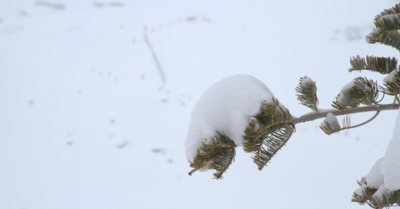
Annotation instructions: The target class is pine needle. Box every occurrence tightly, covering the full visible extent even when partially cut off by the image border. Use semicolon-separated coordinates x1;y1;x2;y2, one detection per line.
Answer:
372;4;400;28
320;113;341;135
190;131;237;179
243;97;295;171
380;70;400;96
332;77;379;110
348;55;398;74
365;4;400;52
295;76;319;112
366;31;400;52
351;177;400;208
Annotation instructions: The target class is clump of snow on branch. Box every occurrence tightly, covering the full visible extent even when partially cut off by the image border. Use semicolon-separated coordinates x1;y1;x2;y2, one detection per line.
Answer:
379;14;399;23
383;69;398;83
355;109;400;195
336;80;355;102
185;74;274;162
300;76;313;87
354;158;384;196
381;109;400;190
324;112;339;124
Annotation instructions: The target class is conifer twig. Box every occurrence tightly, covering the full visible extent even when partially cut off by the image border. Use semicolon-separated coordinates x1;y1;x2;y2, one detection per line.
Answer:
188;168;197;176
342;110;380;130
293;103;399;124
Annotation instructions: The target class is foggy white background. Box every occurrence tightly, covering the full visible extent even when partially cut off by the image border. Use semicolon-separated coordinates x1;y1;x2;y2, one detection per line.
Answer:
0;0;399;208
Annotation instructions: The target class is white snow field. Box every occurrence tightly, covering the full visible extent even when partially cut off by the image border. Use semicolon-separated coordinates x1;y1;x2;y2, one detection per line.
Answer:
0;0;399;209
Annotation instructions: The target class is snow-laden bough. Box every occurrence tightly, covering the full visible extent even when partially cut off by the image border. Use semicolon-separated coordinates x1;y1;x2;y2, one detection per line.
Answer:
185;74;294;179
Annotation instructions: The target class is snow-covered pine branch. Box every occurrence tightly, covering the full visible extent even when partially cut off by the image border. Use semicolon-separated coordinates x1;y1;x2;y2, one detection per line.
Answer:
185;3;400;208
185;74;399;178
185;75;294;179
351;110;400;208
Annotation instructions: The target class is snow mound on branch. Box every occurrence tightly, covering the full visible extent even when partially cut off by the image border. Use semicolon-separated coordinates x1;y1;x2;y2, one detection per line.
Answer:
185;74;274;162
383;69;397;83
300;76;313;87
354;158;384;196
336;80;355;102
381;108;400;190
355;109;400;195
324;113;338;124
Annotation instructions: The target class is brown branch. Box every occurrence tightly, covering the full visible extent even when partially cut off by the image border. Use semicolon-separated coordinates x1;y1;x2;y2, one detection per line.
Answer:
188;168;197;176
342;110;380;130
294;103;399;125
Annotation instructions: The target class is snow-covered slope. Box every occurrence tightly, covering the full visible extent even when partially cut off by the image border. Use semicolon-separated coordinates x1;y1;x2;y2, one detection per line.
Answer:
0;0;398;209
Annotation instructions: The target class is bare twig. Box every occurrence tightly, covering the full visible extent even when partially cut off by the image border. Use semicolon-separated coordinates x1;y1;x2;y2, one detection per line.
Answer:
294;103;399;124
396;95;400;104
143;32;166;84
188;169;197;176
342;110;380;130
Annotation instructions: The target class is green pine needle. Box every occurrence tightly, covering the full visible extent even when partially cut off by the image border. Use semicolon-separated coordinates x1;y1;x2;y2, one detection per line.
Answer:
332;77;379;110
351;177;400;208
365;4;400;52
319;114;341;135
190;131;237;179
372;4;400;28
366;31;400;52
348;56;398;74
376;14;400;34
380;70;400;96
243;97;295;171
295;76;319;112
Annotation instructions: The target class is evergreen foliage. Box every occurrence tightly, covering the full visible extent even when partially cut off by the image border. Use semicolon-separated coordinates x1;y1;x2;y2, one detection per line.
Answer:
351;177;400;209
347;4;400;208
319;115;341;135
348;56;398;74
380;69;400;97
372;4;400;27
189;131;236;179
295;76;319;112
243;97;295;170
332;77;379;110
366;31;400;52
188;6;400;198
366;4;400;52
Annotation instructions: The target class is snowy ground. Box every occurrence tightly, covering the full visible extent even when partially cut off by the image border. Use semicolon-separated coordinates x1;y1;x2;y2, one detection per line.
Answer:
0;0;399;209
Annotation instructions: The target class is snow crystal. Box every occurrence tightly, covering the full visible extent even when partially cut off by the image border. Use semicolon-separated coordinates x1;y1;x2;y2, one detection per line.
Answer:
382;69;397;83
324;112;338;124
185;74;274;162
381;109;400;190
